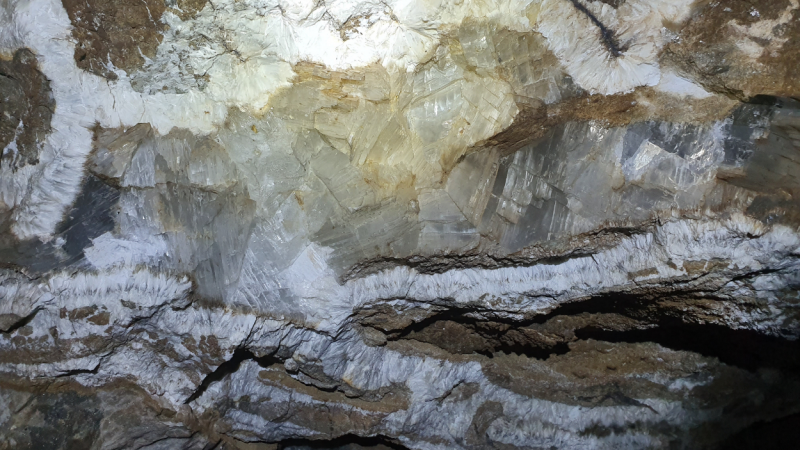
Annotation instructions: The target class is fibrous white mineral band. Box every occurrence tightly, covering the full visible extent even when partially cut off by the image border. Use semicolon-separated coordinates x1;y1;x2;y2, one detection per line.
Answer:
535;0;694;95
1;213;796;447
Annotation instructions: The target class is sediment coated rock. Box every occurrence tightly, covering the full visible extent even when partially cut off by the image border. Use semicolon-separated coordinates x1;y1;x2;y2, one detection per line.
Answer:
0;49;54;171
1;0;799;448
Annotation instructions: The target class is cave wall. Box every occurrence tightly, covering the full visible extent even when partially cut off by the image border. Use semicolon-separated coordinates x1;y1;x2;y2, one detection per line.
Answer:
1;0;800;448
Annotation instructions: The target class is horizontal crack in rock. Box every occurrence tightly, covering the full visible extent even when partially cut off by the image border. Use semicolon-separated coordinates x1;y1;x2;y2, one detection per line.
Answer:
273;434;409;450
361;288;800;373
576;321;800;373
0;306;43;334
184;348;279;404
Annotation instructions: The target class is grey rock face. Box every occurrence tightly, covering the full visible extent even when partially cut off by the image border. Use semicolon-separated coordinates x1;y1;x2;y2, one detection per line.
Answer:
1;0;800;449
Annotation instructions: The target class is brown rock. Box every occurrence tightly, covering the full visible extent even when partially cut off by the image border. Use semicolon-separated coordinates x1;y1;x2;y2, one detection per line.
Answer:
664;0;800;99
0;49;54;171
62;0;168;79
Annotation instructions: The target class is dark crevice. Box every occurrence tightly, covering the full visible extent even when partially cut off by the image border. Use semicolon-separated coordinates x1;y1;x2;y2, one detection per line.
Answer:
274;434;409;450
1;306;43;333
55;366;99;378
381;291;651;334
729;267;783;282
744;95;786;106
370;290;800;373
487;342;572;360
575;321;800;373
525;293;651;325
390;307;508;335
384;307;572;360
720;412;800;449
184;348;278;404
376;294;644;357
568;0;625;56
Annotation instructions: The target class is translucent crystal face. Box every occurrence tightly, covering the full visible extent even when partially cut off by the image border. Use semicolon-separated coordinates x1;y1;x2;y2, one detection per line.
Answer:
1;0;795;308
0;0;787;302
79;92;792;311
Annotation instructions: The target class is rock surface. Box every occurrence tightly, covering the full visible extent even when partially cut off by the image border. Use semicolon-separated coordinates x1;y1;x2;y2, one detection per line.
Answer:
0;49;54;171
1;0;800;448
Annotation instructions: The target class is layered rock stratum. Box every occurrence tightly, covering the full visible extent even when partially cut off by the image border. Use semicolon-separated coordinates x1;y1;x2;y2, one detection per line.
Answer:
1;0;799;448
